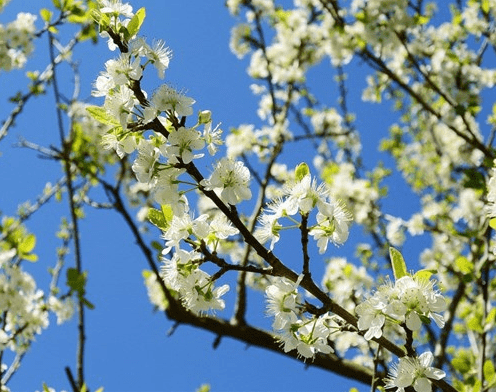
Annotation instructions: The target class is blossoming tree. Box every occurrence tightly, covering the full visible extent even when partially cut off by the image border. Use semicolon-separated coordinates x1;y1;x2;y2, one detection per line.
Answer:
1;0;496;391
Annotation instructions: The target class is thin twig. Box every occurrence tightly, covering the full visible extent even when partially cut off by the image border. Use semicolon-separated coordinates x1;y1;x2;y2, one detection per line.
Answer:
48;31;86;390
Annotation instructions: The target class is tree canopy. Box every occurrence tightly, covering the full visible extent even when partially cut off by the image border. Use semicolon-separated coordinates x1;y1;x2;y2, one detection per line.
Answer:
1;0;496;391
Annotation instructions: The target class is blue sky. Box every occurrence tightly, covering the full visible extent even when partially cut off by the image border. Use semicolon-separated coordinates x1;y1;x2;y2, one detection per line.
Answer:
0;1;422;391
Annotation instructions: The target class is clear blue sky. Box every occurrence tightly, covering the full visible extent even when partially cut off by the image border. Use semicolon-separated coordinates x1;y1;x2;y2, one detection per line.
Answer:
0;1;419;391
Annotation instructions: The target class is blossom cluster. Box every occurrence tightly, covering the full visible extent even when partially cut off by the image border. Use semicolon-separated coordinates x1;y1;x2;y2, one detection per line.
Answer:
0;11;37;71
355;275;446;340
256;172;352;254
265;276;334;359
0;248;74;355
89;0;269;315
159;213;238;314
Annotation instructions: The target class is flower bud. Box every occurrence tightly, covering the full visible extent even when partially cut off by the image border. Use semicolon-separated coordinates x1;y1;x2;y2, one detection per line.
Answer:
198;110;212;124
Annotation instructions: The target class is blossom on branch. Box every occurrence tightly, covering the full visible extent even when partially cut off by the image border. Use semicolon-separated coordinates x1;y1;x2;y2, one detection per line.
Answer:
355;275;446;340
384;351;446;392
201;158;252;205
310;200;353;253
151;85;195;117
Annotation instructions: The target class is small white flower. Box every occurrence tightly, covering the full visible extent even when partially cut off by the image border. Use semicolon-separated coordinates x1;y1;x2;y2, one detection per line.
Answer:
255;213;282;250
131;139;160;183
99;0;134;17
384;351;446;392
201;158;252;205
167;127;205;164
151;85;195;117
279;316;333;359
147;40;172;79
203;121;223;156
355;294;388;340
310;200;353;253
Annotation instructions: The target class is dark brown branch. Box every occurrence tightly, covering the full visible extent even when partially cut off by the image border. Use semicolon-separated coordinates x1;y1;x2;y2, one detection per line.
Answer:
165;303;376;385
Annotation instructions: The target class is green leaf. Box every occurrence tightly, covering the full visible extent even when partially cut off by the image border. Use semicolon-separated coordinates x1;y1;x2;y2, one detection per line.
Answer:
40;8;53;22
66;268;87;296
490;217;496;230
484;359;496;383
86;106;120;126
21;253;38;262
151;241;163;252
82;297;95;310
467;314;483;333
148;205;174;231
413;269;436;282
18;233;36;254
389;247;408;281
295;162;310;181
452;355;472;374
195;384;210;392
414;14;429;25
419;314;431;325
482;0;490;13
148;208;167;231
161;204;173;225
126;7;146;39
486;308;496;330
455;256;473;274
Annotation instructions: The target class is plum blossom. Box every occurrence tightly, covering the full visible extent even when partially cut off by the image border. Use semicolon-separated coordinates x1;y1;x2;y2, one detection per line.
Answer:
0;12;37;72
99;0;134;17
256;172;352;252
355;293;388;340
265;276;302;330
395;276;447;330
131;139;160;183
203;120;223;156
356;275;446;340
201;158;252;205
384;351;446;392
166;127;205;164
161;250;229;315
151;85;195;117
310;200;353;253
278;316;334;359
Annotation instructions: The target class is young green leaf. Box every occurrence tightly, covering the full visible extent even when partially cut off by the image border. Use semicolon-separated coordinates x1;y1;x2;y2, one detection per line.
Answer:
40;8;53;22
161;204;173;225
413;269;436;282
66;268;87;296
389;246;408;281
126;7;146;39
490;217;496;230
484;359;496;384
295;162;310;181
18;233;36;254
148;208;167;231
86;106;120;126
82;297;95;310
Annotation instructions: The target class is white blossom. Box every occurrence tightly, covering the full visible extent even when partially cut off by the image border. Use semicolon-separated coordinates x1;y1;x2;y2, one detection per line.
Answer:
384;351;446;392
151;85;195;117
201;158;252;205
